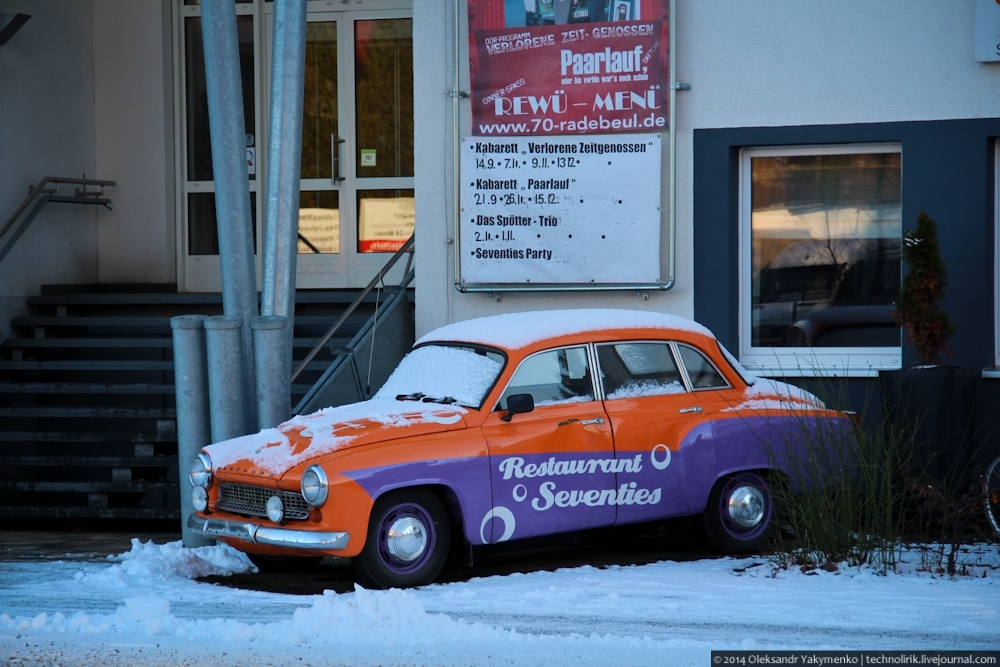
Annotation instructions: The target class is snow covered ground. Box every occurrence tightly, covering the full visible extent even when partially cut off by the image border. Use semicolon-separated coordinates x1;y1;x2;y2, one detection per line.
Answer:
1;536;997;667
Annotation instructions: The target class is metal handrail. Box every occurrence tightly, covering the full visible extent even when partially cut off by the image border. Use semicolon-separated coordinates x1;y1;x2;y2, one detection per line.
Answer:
1;177;116;270
1;177;115;241
290;234;415;383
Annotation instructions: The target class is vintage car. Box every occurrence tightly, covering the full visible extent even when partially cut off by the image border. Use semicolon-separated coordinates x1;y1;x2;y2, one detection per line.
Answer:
187;309;850;588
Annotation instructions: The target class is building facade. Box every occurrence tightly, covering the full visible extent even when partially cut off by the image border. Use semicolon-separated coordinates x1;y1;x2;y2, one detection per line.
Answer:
2;1;999;415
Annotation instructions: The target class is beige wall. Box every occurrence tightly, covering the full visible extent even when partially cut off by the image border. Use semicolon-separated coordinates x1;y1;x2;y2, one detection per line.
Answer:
0;1;99;336
93;0;175;285
0;1;175;336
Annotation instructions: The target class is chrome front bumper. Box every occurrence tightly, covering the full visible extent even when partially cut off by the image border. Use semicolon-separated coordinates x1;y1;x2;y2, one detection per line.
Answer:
187;514;349;550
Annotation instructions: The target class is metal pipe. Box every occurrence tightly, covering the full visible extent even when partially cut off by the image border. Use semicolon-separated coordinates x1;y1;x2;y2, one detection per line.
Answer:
261;0;307;365
252;315;291;430
200;0;259;431
170;315;214;548
205;316;252;442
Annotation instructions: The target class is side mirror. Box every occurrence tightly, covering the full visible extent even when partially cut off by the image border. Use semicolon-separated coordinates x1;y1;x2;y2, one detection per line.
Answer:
501;393;534;422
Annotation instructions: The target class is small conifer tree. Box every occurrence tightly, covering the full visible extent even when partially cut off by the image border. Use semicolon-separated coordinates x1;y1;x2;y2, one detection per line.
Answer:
895;211;954;366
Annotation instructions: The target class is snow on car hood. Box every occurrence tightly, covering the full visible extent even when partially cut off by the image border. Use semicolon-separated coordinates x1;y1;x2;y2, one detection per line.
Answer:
417;309;715;350
203;399;468;475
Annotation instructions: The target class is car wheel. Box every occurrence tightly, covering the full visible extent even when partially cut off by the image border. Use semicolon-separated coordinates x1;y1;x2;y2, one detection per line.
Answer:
247;554;324;573
985;455;1000;540
355;488;451;589
703;471;774;554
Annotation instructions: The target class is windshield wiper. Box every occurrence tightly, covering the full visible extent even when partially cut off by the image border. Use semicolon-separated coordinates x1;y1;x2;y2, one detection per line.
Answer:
421;396;457;405
395;392;426;401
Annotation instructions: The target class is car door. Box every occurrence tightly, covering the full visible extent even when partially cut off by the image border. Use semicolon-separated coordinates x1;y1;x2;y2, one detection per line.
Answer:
480;345;617;543
596;341;717;524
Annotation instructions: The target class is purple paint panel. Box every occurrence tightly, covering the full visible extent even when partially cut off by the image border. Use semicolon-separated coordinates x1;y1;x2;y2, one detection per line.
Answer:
343;456;496;546
488;452;618;542
614;421;717;525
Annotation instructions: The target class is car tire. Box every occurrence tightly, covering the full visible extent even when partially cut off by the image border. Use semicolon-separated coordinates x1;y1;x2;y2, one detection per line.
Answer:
985;455;1000;540
703;471;774;554
247;554;324;573
355;488;451;589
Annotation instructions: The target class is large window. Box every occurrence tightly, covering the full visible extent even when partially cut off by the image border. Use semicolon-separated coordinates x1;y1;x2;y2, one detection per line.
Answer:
740;145;903;376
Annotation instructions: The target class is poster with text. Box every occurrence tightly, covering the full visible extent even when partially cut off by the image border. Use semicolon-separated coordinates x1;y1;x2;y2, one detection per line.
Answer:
468;0;670;137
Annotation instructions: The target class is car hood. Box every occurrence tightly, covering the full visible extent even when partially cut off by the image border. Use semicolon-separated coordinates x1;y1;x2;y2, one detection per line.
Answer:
202;398;469;478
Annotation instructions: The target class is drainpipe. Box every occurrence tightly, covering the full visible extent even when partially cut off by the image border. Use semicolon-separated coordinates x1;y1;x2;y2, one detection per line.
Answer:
261;0;307;427
201;0;258;432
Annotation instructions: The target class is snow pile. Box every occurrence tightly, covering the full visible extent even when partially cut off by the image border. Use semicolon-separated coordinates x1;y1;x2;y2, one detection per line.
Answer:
418;309;715;350
607;379;686;399
78;539;255;588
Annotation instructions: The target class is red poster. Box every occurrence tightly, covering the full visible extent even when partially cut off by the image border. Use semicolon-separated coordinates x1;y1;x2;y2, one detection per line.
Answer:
468;0;670;137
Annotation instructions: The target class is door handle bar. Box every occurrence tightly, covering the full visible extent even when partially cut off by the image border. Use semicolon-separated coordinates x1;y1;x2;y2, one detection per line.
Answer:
580;417;605;425
331;135;346;183
679;407;702;414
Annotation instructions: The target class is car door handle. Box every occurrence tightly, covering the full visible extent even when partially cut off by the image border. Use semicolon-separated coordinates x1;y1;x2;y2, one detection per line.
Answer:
580;417;605;425
679;407;702;414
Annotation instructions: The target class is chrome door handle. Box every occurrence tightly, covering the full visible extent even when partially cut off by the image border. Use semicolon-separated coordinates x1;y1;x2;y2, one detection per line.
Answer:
580;417;605;425
679;407;702;414
331;135;346;183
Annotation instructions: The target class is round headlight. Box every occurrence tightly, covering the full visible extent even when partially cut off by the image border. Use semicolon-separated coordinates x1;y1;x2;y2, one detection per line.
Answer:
266;495;284;523
191;486;208;512
188;452;212;488
300;465;329;507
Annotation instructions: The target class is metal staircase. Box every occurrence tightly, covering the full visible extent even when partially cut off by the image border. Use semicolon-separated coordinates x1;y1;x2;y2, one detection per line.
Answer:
0;283;413;521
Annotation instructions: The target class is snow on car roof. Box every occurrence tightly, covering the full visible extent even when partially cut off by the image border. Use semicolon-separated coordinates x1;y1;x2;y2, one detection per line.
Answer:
417;309;715;350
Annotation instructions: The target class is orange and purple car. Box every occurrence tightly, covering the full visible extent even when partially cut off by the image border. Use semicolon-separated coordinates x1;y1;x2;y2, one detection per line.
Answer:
188;309;852;588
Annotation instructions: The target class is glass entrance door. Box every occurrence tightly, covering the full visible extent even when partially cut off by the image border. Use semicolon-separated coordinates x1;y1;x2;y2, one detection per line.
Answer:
178;1;413;292
284;10;414;289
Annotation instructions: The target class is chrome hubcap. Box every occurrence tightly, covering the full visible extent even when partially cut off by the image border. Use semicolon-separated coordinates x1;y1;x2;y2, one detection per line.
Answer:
728;485;765;528
386;516;427;562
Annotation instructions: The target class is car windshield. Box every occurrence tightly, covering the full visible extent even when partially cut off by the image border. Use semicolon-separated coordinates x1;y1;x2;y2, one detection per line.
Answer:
374;343;505;409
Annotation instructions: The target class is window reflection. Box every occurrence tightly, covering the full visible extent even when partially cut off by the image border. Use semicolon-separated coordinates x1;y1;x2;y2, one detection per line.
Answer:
188;192;257;256
301;22;338;180
357;189;414;253
751;153;902;348
298;190;340;254
355;19;414;178
184;16;256;183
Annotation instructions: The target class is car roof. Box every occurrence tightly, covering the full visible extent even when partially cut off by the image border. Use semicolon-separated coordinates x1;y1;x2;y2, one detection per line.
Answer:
416;309;717;351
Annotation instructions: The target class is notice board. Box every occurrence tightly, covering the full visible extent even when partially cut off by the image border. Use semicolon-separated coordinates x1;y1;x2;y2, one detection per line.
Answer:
459;134;662;288
459;1;673;290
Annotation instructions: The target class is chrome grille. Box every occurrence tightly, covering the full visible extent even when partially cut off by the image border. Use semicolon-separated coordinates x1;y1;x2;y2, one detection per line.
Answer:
215;483;310;520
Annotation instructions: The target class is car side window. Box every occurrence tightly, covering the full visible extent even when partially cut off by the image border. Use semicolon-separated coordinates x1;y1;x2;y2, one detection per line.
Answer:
676;344;730;389
596;342;686;399
498;346;594;410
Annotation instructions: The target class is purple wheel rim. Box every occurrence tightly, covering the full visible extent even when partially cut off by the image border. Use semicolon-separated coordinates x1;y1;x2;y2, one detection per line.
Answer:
375;502;437;576
717;473;772;541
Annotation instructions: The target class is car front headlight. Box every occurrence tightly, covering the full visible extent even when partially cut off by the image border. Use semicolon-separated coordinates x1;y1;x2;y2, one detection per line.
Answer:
191;486;208;512
189;452;213;488
266;495;284;523
300;465;329;507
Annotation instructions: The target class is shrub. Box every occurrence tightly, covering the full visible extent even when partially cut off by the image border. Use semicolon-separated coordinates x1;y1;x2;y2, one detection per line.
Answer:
895;211;954;366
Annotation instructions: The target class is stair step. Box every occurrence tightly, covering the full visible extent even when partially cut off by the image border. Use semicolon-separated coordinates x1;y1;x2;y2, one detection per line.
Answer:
29;290;385;306
0;456;177;467
1;337;330;349
0;383;174;394
0;431;175;443
11;315;364;329
0;360;174;371
0;506;181;520
0;481;176;493
0;407;176;418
